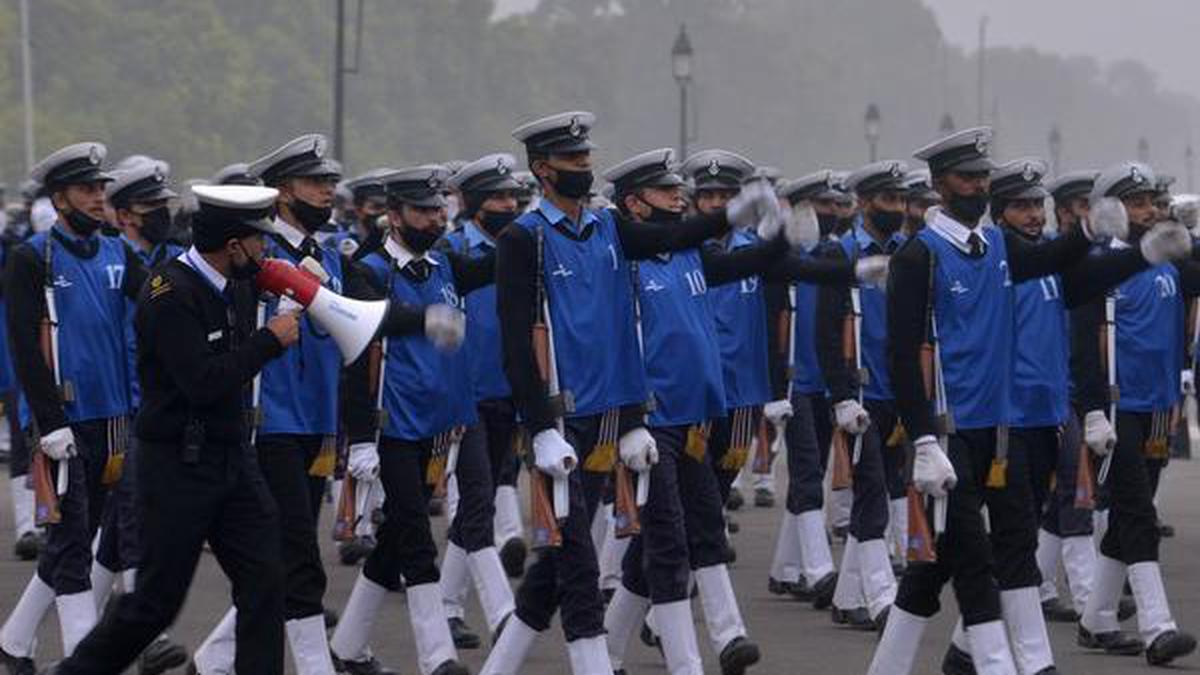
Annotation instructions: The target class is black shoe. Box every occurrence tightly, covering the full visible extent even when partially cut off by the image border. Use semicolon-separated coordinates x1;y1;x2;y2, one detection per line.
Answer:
1041;597;1080;623
831;606;873;629
332;653;400;675
767;577;803;596
1118;596;1137;622
1032;669;1059;674
1146;629;1197;666
872;606;890;634
430;660;468;675
810;572;837;610
338;536;376;566
726;488;745;511
138;636;188;675
0;645;35;675
640;621;660;648
324;607;340;629
1159;523;1176;538
941;643;977;675
1077;624;1144;655
13;532;39;562
754;488;775;508
448;617;481;649
726;516;740;534
428;497;444;517
499;537;527;579
719;636;761;675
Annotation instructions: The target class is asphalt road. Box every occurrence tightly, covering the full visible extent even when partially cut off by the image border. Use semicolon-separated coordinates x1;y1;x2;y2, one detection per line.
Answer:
2;460;1199;674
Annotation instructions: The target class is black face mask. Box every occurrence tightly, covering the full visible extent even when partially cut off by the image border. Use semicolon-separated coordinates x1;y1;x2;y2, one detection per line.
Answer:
648;204;686;222
398;224;444;254
230;242;261;280
817;212;839;237
837;216;855;232
288;198;333;233
550;168;594;200
479;210;518;238
65;208;105;238
947;193;989;223
140;207;173;244
906;213;926;232
871;209;904;236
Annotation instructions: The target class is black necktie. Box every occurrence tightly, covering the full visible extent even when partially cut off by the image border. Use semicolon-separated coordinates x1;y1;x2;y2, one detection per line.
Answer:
300;237;323;263
967;232;985;257
406;259;431;282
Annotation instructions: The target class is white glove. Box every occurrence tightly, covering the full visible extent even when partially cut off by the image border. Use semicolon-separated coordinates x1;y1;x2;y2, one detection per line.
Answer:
762;399;793;425
755;206;783;241
532;428;577;479
912;435;957;498
1083;410;1116;456
1084;197;1129;242
424;304;465;352
1170;195;1200;233
783;202;821;250
1183;369;1196;396
1139;221;1192;265
834;399;870;435
347;442;380;480
854;255;890;287
618;427;658;473
727;180;780;229
298;256;331;283
40;426;76;461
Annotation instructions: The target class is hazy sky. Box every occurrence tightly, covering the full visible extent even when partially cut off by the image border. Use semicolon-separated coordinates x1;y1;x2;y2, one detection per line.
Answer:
496;0;1198;99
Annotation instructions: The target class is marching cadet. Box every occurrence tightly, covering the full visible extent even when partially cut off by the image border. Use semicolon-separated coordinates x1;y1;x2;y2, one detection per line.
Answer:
968;158;1187;675
1036;170;1104;622
192;134;345;675
43;184;299;675
902;169;940;236
0;143;148;673
764;171;842;608
210;163;260;187
436;154;526;650
815;160;910;632
480;111;777;675
601;148;792;675
328;164;477;675
1075;161;1199;667
866;127;1126;675
339;169;392;261
109;160;183;269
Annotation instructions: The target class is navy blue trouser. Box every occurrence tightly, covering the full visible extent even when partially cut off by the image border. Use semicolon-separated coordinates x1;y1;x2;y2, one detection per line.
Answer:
95;441;141;573
707;406;763;504
512;415;606;641
850;401;893;543
987;427;1044;590
255;433;328;620
448;419;498;553
37;419;112;595
1100;411;1162;565
785;393;833;515
1038;414;1093;538
363;437;439;590
894;428;1003;627
60;439;284;675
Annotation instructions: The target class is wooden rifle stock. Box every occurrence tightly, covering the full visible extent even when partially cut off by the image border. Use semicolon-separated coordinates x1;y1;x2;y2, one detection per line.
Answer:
333;474;357;542
529;468;562;550
31;450;61;526
830;428;853;490
906;485;936;563
1074;443;1096;510
612;463;641;538
751;413;771;474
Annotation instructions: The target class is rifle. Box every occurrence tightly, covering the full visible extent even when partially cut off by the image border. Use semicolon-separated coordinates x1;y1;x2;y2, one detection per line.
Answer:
916;253;948;537
1098;294;1118;485
32;235;69;525
755;285;796;474
1074;442;1096;510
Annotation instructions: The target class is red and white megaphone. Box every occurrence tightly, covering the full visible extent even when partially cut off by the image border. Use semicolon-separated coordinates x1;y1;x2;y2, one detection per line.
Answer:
255;258;388;365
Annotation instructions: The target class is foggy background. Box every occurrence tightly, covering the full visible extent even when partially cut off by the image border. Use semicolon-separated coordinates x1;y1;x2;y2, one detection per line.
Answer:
0;0;1196;188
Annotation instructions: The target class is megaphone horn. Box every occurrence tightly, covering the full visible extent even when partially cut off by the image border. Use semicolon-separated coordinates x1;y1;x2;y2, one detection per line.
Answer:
255;259;388;365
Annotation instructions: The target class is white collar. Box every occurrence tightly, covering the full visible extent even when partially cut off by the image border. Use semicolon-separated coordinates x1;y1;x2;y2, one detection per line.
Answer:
384;234;439;269
927;206;988;255
1109;237;1132;250
272;216;307;250
180;246;228;293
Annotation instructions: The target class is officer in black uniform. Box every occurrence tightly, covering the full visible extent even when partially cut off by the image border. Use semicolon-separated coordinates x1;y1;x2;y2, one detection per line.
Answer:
46;184;299;675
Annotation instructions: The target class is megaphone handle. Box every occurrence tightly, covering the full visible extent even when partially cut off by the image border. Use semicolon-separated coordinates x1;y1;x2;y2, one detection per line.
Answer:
636;470;650;507
553;475;569;520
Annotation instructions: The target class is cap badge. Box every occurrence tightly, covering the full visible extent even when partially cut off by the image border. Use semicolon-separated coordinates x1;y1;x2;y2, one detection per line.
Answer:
707;159;721;177
88;145;102;166
496;157;509;175
153;165;165;183
427;174;442;190
1022;163;1036;182
1131;165;1145;184
974;134;988;154
889;163;902;178
313;136;326;159
568;117;582;138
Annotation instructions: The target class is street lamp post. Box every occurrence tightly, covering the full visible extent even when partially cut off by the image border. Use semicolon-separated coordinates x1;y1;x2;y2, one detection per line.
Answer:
939;113;955;134
671;24;694;159
1187;144;1195;192
1048;124;1062;174
864;104;881;162
1138;136;1150;163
